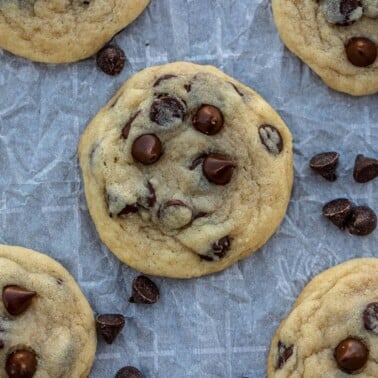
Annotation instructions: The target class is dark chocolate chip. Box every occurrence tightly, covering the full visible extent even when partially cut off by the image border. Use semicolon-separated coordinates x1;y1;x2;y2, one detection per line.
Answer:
96;46;126;76
6;349;37;378
184;84;191;92
363;302;378;334
129;276;160;305
212;236;231;259
146;182;156;208
229;82;244;97
353;154;378;183
2;285;36;316
118;204;138;218
259;125;283;155
346;38;377;67
0;340;4;349
334;338;368;373
309;152;339;181
96;314;125;344
150;95;186;127
121;112;140;140
115;366;144;378
192;105;224;135
347;206;377;236
322;198;353;229
276;341;293;369
203;153;236;185
340;0;362;24
193;211;209;220
190;153;208;170
158;200;193;229
153;75;177;87
131;134;162;165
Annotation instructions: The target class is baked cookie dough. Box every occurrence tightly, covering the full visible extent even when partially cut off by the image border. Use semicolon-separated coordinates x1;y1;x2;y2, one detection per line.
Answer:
79;62;293;278
272;0;378;96
267;258;378;377
0;245;96;377
0;0;150;63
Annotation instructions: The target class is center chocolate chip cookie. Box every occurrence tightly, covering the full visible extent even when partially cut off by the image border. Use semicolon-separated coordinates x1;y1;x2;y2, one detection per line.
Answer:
272;0;378;95
79;62;293;278
0;245;96;377
0;1;150;63
267;258;378;377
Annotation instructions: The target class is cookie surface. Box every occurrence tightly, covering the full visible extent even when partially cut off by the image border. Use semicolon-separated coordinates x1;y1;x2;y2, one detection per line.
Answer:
272;0;378;96
0;245;96;377
267;258;378;377
79;62;293;278
0;0;149;63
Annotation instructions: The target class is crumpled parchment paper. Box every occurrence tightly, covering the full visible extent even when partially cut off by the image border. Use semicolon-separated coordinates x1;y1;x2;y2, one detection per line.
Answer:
0;0;377;377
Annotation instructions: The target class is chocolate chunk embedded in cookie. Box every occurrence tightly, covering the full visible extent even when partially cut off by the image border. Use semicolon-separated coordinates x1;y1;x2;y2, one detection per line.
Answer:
79;62;293;278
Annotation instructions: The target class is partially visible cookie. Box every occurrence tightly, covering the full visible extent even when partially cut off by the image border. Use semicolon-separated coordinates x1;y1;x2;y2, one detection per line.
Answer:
0;1;150;63
267;258;378;377
79;62;293;278
272;0;378;95
0;245;96;377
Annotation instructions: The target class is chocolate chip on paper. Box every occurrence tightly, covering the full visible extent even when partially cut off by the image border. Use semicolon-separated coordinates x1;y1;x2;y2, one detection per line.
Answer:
353;154;378;183
115;366;144;378
129;276;160;304
309;152;339;181
96;45;126;76
347;206;377;236
322;198;353;229
96;314;125;344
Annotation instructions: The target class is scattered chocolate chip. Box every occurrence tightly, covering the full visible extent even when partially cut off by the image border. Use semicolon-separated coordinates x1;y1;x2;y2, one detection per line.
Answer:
363;302;378;334
118;204;138;218
2;285;36;316
121;112;140;140
190;153;207;170
309;152;339;181
212;236;231;259
6;349;37;378
150;95;186;127
192;105;224;135
129;276;160;305
203;153;236;185
346;37;377;67
347;206;377;236
323;198;353;229
276;341;293;369
146;182;156;208
334;338;368;373
184;84;191;92
259;125;283;155
153;75;177;87
229;82;244;97
158;200;193;230
96;314;125;344
131;134;162;165
353;154;378;183
96;46;126;76
115;366;144;378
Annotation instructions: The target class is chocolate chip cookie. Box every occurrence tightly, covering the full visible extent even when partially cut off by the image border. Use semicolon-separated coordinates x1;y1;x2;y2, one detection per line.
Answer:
0;0;149;63
267;258;378;377
79;62;293;278
0;245;96;377
272;0;378;95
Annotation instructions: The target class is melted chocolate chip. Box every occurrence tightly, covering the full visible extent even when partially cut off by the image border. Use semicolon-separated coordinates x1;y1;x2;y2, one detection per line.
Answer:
203;154;236;185
192;105;224;135
121;112;140;139
276;341;293;369
129;276;160;305
118;204;138;218
158;200;193;230
190;153;208;170
96;46;126;76
346;37;377;67
96;314;125;344
184;84;191;92
259;125;283;155
115;366;144;378
347;206;377;236
340;0;363;23
309;152;339;181
363;302;378;334
150;95;186;127
2;285;36;316
131;134;162;165
153;75;177;87
353;154;378;183
334;338;368;373
6;349;37;378
146;182;156;208
212;236;231;259
322;198;353;229
229;82;244;97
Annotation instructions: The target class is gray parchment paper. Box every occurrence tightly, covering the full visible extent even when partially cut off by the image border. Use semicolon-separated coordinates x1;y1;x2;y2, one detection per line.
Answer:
0;1;377;377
